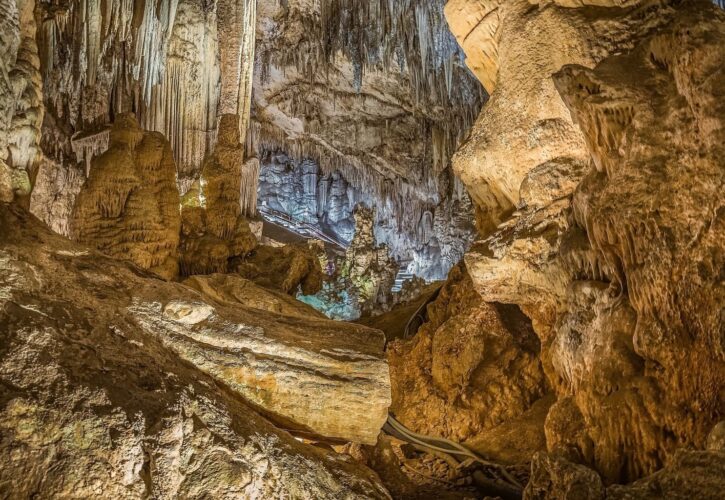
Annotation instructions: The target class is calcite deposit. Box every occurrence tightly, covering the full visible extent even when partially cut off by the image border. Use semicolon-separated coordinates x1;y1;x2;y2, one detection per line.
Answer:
1;0;724;497
2;205;391;444
179;114;258;276
70;113;181;280
0;204;391;498
442;0;724;488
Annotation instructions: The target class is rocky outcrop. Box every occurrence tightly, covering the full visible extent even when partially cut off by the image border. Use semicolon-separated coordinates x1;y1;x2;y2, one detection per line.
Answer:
235;241;325;297
70;114;181;280
183;273;327;320
525;426;725;500
1;205;391;450
0;204;391;498
341;207;399;316
446;0;725;487
299;206;400;320
546;7;725;482
388;264;549;460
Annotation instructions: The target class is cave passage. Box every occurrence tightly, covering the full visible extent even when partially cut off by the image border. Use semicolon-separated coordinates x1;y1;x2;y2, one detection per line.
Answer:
0;0;723;498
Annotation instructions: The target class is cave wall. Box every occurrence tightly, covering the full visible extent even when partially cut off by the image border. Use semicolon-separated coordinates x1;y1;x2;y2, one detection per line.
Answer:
444;0;724;484
253;0;485;275
28;0;259;234
257;152;477;280
19;0;481;270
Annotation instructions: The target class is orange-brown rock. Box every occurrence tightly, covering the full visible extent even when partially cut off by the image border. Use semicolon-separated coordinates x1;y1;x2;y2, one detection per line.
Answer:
0;205;391;498
235;241;325;296
70;113;181;280
2;205;391;448
449;0;725;486
183;273;327;319
179;114;258;276
387;264;549;459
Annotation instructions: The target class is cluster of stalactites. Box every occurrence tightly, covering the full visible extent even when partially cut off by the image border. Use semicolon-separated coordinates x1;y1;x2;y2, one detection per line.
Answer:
254;121;447;239
37;0;258;191
258;0;484;170
318;0;486;162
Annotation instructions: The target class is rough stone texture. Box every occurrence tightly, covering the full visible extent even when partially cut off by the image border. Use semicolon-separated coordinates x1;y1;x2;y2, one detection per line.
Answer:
340;207;399;316
0;0;43;205
258;153;477;281
183;273;327;320
70;114;181;281
179;114;258;276
1;205;391;451
448;0;725;486
235;241;325;297
548;6;725;481
253;0;483;275
388;263;549;457
526;443;725;500
28;0;480;275
298;206;401;321
29;0;258;230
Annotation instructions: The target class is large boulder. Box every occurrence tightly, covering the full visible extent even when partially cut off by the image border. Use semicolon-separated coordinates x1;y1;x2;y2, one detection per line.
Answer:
0;208;390;498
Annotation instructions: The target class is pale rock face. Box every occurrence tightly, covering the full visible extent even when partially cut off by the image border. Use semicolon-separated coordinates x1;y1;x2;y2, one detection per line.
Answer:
29;0;258;230
258;154;477;280
0;0;43;205
183;273;327;320
0;206;391;459
448;0;605;228
448;0;725;486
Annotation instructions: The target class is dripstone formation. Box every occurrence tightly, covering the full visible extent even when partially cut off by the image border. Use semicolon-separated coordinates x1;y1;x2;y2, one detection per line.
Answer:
0;0;723;498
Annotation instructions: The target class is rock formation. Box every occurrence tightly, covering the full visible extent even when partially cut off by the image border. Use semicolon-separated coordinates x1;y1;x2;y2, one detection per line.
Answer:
179;114;257;276
442;0;725;487
0;204;391;497
299;207;400;320
0;0;43;206
235;241;325;297
1;0;724;497
341;207;400;315
2;205;391;446
253;0;484;277
258;153;478;280
29;0;259;232
69;114;181;280
388;263;549;463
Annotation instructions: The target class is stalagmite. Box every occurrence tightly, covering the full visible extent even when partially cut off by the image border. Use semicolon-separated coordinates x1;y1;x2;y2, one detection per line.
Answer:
179;114;257;276
70;113;181;280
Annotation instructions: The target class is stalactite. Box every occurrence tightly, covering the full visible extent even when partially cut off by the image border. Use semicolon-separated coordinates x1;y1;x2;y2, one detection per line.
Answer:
240;156;259;217
317;0;486;166
70;128;110;176
134;0;179;105
141;0;220;189
236;0;256;140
